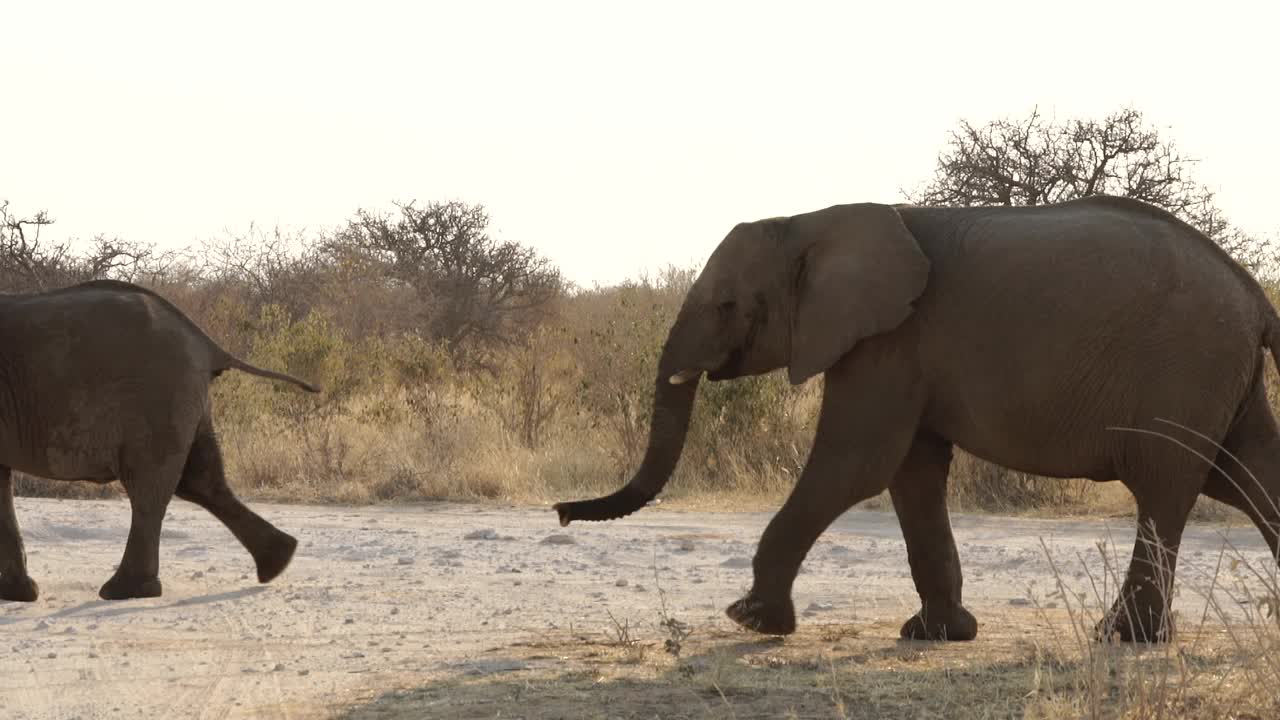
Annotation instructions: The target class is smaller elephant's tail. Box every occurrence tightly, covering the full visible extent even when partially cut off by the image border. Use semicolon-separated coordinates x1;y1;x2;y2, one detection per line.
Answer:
223;356;322;394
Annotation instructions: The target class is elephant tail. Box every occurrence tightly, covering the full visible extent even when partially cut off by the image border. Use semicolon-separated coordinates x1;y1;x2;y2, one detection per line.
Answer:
220;355;322;394
66;280;322;394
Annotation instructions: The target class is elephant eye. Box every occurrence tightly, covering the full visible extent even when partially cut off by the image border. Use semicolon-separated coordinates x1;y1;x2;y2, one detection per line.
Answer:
717;300;736;314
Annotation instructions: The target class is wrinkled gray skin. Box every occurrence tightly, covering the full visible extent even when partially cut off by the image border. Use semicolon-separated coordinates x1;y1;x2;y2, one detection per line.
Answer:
555;196;1280;643
0;280;319;602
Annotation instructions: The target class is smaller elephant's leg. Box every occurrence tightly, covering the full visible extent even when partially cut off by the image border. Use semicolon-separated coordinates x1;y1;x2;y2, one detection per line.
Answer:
0;467;39;602
1098;483;1198;643
726;354;924;635
175;423;296;584
890;436;976;641
100;458;183;601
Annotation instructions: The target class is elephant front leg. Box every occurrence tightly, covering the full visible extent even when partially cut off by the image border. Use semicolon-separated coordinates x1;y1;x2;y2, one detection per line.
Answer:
727;357;924;635
0;467;39;602
725;471;847;634
890;436;976;641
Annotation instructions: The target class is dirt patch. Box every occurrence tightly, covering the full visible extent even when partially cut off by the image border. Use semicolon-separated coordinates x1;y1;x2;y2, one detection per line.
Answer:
339;614;1274;719
1;498;1276;718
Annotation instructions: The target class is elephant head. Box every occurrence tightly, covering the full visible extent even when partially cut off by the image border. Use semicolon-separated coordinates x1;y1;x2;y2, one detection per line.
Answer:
553;203;930;525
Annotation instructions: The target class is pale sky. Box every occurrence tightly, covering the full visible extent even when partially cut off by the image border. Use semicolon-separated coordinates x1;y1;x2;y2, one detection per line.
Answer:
3;0;1277;287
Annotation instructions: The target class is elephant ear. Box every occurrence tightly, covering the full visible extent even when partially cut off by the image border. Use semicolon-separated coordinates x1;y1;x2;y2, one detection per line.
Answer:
787;203;930;385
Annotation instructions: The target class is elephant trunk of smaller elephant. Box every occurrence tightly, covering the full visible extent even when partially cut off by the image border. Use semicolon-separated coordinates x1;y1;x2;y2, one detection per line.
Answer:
554;346;700;526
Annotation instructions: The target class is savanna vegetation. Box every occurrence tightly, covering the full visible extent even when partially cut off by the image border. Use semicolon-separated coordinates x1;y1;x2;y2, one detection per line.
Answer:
8;108;1280;719
5;107;1278;519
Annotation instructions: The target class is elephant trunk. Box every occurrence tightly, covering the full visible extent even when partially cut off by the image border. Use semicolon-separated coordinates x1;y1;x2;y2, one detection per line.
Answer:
553;339;701;526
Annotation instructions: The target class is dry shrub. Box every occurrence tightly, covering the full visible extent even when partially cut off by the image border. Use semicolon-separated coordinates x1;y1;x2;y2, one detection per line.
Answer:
950;451;1095;513
11;472;120;500
471;319;577;450
12;238;1280;522
675;373;819;499
564;269;691;476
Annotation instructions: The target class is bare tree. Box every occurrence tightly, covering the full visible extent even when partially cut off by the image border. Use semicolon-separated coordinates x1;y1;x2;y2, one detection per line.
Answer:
75;235;167;283
1;202;66;291
909;109;1279;506
1;202;166;291
908;107;1272;270
324;200;564;362
199;223;323;317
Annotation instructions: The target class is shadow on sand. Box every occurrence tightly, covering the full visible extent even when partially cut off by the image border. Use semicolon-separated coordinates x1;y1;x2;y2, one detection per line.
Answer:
43;585;271;620
330;620;1110;720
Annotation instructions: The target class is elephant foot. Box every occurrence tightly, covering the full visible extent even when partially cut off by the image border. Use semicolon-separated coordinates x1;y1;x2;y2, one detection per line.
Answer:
900;603;977;641
726;592;796;636
0;573;39;602
99;574;162;601
252;531;297;584
1095;608;1173;644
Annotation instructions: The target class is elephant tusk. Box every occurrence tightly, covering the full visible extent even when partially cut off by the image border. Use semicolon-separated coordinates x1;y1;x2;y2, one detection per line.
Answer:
668;368;702;385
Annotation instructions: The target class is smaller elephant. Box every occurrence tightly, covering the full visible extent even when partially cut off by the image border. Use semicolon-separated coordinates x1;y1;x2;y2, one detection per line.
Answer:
0;279;319;602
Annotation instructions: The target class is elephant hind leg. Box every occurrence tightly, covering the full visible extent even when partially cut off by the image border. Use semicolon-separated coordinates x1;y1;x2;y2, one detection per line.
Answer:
1099;484;1198;643
0;466;39;602
891;435;976;641
175;421;297;584
1100;431;1217;643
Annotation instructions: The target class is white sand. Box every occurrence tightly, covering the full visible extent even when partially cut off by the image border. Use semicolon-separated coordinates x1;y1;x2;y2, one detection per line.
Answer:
0;498;1273;718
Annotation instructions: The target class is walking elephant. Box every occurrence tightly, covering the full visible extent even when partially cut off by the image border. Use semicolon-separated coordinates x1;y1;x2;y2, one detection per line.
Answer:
554;195;1280;643
0;279;319;602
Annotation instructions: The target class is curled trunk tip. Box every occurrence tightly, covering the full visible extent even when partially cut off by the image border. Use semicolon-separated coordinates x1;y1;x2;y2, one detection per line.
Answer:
552;485;655;526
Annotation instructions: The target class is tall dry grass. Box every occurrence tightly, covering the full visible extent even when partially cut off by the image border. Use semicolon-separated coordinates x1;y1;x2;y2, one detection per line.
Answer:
1020;533;1280;717
14;269;817;509
11;262;1280;526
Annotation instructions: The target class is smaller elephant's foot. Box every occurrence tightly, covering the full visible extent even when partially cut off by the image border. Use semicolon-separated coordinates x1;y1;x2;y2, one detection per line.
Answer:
726;592;796;636
252;530;298;584
900;603;977;641
1096;607;1173;644
99;574;162;601
0;573;39;602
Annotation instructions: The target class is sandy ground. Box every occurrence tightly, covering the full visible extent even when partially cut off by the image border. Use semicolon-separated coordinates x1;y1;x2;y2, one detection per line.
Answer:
0;497;1274;719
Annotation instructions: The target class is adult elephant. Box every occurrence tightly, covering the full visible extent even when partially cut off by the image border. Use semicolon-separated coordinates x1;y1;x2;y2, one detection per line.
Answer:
0;280;319;602
554;196;1280;643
